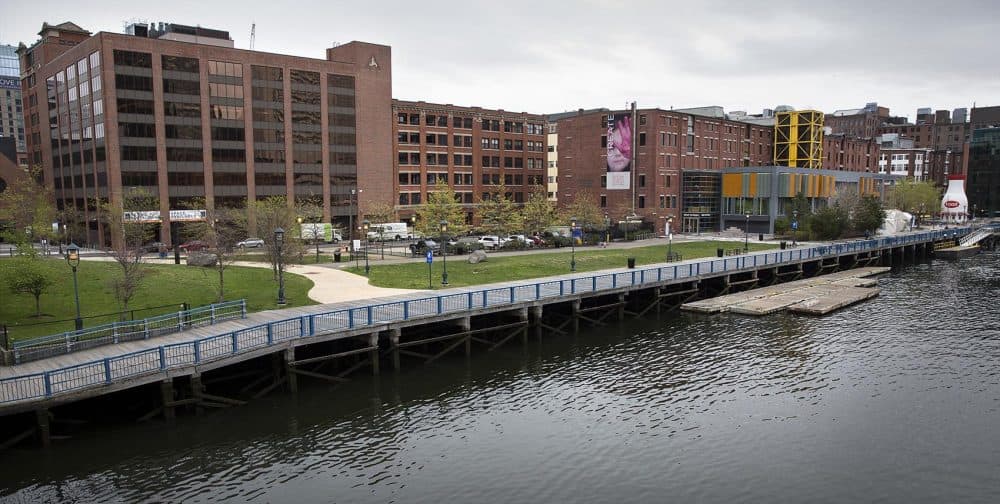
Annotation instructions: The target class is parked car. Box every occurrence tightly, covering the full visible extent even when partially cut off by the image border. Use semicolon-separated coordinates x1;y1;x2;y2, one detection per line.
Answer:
178;240;208;252
478;235;508;250
507;235;534;247
142;241;169;253
530;235;546;246
409;239;441;256
236;238;265;249
448;236;484;254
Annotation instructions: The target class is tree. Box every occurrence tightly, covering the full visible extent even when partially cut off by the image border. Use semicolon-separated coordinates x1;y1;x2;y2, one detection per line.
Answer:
247;196;306;279
810;204;850;240
415;180;468;237
1;252;54;317
853;195;886;236
365;201;396;226
101;188;159;320
0;166;57;246
563;191;604;230
476;182;522;237
522;185;558;235
887;179;940;216
179;202;247;302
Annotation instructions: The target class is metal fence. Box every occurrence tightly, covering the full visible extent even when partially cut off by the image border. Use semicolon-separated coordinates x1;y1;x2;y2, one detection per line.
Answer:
9;300;247;365
0;228;973;406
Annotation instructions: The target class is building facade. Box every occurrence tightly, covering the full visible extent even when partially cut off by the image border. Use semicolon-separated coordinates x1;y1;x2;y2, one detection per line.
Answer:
821;133;879;172
18;22;391;246
391;100;547;224
967;127;1000;218
546;122;558;201
554;107;774;231
1;44;27;166
824;103;889;139
718;166;895;234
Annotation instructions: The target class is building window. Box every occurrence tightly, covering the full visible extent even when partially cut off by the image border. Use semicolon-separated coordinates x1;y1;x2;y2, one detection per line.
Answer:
639;174;645;187
113;50;152;68
208;61;243;78
600;195;607;207
639;132;646;146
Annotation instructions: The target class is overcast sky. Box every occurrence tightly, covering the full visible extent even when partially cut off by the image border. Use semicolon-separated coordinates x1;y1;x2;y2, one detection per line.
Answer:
3;0;998;120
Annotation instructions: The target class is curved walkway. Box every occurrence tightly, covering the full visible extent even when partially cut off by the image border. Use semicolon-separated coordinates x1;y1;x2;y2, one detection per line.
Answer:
233;261;425;303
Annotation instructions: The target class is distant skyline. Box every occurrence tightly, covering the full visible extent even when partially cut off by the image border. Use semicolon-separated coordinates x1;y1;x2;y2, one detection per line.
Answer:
3;0;998;120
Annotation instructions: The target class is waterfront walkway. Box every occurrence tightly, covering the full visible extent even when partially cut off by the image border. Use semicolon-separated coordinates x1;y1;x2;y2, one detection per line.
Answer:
0;227;975;411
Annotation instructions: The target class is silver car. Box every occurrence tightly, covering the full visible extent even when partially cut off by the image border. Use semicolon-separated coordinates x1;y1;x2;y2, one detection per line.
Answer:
237;238;265;249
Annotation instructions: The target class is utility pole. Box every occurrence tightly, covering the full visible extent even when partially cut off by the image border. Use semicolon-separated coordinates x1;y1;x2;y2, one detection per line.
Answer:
250;23;255;50
630;101;637;217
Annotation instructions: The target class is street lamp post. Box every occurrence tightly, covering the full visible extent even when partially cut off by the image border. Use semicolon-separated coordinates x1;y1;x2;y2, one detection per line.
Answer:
66;243;83;331
354;226;360;270
792;210;799;247
570;216;577;272
667;216;674;261
440;220;449;286
274;228;286;305
362;220;370;276
604;213;610;245
744;214;750;252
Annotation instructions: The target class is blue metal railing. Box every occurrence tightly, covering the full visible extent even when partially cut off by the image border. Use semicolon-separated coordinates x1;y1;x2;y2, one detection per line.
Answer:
0;228;975;405
10;300;247;364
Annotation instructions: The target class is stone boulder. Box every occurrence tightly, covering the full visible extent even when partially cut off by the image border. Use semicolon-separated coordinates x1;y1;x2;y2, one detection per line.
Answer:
186;251;218;267
468;249;488;264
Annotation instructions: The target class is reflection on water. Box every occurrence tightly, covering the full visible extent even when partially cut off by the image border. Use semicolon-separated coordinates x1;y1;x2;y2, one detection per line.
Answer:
3;253;1000;503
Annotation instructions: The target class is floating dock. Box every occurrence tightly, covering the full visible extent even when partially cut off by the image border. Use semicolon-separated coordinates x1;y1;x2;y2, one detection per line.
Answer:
934;245;980;260
681;266;889;316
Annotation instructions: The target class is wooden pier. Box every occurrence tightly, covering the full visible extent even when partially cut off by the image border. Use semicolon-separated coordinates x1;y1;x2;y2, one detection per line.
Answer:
0;227;980;447
681;267;888;316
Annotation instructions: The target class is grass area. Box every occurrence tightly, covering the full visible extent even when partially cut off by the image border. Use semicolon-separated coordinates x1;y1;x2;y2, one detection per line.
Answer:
0;259;315;341
349;240;776;289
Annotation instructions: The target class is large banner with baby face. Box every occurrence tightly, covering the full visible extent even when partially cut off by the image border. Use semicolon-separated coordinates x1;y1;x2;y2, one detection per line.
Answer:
606;113;632;190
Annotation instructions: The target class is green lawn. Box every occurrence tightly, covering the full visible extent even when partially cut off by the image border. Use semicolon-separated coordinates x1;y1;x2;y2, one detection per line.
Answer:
349;240;776;289
1;259;315;341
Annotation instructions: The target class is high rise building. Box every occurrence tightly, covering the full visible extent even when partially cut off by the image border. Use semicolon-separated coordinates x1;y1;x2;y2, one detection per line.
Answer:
0;44;27;166
967;127;1000;218
17;21;391;247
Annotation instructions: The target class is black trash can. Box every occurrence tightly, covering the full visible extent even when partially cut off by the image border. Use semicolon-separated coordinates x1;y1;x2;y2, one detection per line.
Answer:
717;248;724;257
334;251;342;262
780;241;787;250
627;257;636;269
759;233;764;241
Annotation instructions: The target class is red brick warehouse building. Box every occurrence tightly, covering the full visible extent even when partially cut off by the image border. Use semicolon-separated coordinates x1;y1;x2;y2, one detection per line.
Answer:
392;100;547;225
18;21;392;247
554;107;774;230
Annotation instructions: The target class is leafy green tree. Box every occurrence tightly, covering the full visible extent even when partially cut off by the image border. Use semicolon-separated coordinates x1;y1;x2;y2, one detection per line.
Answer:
887;179;940;216
852;195;887;236
476;182;522;237
810;204;850;240
415;180;468;237
522;185;557;235
563;191;604;230
3;255;54;317
0;166;57;245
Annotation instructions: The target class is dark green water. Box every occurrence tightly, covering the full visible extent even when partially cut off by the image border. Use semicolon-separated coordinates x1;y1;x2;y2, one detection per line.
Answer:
2;253;999;503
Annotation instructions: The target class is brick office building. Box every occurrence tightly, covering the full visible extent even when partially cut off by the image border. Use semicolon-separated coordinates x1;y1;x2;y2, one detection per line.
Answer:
554;107;774;231
392;100;547;224
821;133;880;172
825;103;889;139
18;21;391;246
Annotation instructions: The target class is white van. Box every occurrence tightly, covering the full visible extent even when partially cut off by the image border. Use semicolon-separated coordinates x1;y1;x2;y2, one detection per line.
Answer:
366;222;413;241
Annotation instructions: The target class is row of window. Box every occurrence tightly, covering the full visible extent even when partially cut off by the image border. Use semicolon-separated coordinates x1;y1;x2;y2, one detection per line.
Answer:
397;172;545;187
397;152;545;168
